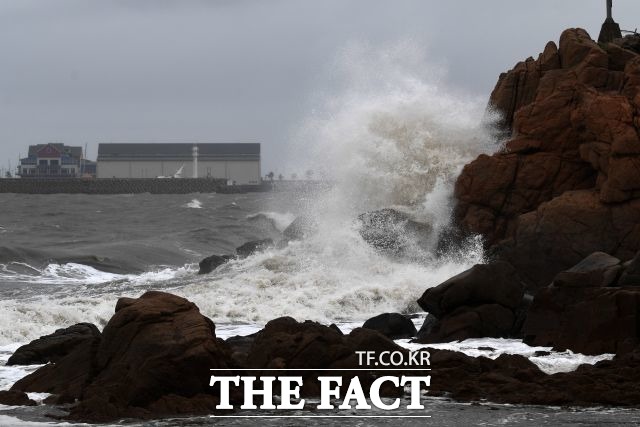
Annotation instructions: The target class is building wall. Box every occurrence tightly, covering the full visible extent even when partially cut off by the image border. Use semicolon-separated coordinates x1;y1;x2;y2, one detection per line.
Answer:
97;160;261;184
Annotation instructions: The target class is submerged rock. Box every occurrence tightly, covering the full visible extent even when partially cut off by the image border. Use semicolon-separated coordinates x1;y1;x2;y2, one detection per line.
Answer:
281;215;318;242
7;323;101;366
235;238;274;257
357;209;432;256
197;254;233;275
362;313;417;340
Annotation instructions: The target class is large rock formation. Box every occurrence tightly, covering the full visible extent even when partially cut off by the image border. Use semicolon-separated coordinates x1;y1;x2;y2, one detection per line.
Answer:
12;291;234;422
454;29;640;288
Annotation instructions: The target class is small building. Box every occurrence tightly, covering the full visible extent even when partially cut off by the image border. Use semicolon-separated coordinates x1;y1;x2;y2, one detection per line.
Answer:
96;143;261;185
17;143;93;178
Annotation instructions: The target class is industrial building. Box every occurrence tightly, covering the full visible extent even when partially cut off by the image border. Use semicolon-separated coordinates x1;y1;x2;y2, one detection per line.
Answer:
96;143;261;185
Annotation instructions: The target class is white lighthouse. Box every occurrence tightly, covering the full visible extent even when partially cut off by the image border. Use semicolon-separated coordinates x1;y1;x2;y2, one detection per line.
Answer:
192;145;199;178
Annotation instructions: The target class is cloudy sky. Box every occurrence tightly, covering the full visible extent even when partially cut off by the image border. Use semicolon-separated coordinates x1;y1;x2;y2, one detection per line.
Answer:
1;0;639;176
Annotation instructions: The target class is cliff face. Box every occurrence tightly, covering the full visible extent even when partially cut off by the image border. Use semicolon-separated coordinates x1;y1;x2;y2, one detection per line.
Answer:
454;29;640;288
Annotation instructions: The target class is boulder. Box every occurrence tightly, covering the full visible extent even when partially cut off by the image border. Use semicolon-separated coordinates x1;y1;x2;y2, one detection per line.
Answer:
14;291;234;422
7;322;100;366
362;313;417;340
197;254;233;275
417;262;525;317
235;239;273;257
522;286;640;355
415;262;526;343
357;209;432;256
0;390;36;406
552;252;622;287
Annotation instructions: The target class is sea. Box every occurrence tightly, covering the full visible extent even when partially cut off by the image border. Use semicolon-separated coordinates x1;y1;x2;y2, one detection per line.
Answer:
1;41;639;426
0;191;638;426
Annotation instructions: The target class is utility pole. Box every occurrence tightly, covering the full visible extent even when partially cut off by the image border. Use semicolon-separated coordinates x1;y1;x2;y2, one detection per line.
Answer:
598;0;622;43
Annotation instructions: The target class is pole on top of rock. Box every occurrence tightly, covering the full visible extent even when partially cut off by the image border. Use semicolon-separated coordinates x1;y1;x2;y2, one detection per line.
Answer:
598;0;622;43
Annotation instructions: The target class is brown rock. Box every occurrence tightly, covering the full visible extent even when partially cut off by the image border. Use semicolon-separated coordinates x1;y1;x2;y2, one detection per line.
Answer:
456;28;640;287
7;322;100;366
522;286;640;355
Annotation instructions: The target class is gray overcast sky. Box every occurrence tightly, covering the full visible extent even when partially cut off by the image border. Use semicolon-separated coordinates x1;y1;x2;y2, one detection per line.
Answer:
1;0;639;176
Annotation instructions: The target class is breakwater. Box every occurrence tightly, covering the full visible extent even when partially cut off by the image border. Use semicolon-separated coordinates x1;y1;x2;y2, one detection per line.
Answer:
0;178;269;194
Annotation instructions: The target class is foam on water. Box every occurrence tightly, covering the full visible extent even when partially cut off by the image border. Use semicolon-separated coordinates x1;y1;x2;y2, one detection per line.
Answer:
398;337;615;375
185;199;203;209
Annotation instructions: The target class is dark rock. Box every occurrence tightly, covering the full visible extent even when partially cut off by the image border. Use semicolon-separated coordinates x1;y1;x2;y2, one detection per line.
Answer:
235;239;274;257
244;317;404;397
523;286;640;355
7;323;101;366
197;254;232;275
362;313;417;340
416;314;439;340
0;390;36;406
357;209;432;256
534;351;551;357
428;346;640;407
552;252;621;288
477;347;496;351
418;304;516;343
11;327;101;403
415;262;525;343
282;215;318;241
618;251;640;286
15;291;234;422
417;262;525;318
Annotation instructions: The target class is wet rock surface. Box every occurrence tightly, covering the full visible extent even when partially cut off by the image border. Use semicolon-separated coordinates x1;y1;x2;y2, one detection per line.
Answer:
7;323;101;366
416;262;526;343
455;28;640;289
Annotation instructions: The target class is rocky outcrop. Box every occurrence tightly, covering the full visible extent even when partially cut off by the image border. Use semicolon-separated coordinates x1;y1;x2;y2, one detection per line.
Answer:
235;239;273;257
7;323;100;366
429;347;640;407
361;313;417;339
242;317;405;396
455;29;640;288
415;262;526;343
12;291;234;422
197;254;233;275
522;251;640;355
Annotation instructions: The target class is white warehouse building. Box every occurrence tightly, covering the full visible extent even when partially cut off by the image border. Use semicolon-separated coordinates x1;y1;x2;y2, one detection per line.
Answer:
96;143;261;184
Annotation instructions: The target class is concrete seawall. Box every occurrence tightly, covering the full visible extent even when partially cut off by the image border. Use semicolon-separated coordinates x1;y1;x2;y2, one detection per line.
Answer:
0;178;270;194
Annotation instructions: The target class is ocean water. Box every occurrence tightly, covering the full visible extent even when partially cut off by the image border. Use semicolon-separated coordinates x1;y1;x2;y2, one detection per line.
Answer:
1;41;638;426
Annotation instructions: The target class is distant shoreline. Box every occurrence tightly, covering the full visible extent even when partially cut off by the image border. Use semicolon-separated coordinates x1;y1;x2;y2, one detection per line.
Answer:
0;178;328;194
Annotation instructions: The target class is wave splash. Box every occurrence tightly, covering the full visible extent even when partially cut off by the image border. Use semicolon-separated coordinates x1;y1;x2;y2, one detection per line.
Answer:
0;40;497;344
